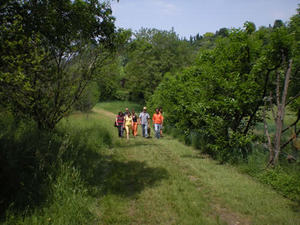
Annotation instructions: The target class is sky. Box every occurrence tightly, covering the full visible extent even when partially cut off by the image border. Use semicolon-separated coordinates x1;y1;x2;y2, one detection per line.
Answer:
110;0;299;38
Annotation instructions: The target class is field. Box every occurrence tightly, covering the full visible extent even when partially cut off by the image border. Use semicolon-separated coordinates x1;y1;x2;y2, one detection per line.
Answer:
2;102;300;225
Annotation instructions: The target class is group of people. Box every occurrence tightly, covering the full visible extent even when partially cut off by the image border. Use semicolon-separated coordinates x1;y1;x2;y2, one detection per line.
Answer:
115;106;164;140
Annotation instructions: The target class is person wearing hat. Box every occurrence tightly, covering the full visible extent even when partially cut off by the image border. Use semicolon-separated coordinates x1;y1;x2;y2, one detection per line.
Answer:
139;106;150;138
124;107;129;116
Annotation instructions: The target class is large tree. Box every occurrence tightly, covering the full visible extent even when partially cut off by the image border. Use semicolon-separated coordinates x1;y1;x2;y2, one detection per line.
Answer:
124;28;194;102
263;6;300;166
0;0;116;129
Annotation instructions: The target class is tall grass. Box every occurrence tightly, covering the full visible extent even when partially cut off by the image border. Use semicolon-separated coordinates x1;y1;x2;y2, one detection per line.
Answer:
0;111;112;224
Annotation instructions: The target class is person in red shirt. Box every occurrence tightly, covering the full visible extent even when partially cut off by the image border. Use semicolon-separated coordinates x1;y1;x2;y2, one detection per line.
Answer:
152;108;163;139
115;111;124;137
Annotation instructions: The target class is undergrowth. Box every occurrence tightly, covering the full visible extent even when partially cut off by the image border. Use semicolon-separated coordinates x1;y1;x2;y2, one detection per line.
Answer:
0;111;112;224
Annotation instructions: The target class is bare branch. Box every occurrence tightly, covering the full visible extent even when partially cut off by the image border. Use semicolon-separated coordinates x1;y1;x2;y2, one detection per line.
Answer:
281;128;300;149
276;70;280;108
285;92;300;106
281;59;293;107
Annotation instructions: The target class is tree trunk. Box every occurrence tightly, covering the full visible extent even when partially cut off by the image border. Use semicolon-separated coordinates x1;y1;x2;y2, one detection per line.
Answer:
263;99;274;166
264;60;293;166
273;60;292;164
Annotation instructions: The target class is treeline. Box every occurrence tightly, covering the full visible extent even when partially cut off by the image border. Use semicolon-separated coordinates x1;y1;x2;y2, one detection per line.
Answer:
90;10;300;165
148;13;300;163
88;26;236;104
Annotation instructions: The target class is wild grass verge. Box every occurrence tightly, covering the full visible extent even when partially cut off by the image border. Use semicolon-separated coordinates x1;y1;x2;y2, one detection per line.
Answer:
162;122;300;203
0;111;112;224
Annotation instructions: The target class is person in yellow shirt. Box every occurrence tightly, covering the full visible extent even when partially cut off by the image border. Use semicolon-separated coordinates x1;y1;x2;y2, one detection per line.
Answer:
124;112;133;140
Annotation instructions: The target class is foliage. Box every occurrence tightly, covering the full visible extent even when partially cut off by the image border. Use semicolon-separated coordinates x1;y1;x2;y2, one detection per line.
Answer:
257;166;300;201
123;28;195;102
149;28;268;162
149;11;300;163
94;29;132;101
0;0;116;130
74;81;100;112
261;9;300;165
288;6;300;112
240;147;300;202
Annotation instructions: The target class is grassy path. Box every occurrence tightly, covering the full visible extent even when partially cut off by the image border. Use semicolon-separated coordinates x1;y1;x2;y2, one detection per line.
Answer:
89;104;300;225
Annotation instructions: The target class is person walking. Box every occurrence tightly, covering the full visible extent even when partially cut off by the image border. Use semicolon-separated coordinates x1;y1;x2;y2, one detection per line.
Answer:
124;107;129;116
139;106;150;138
124;112;133;140
159;107;164;137
152;108;163;139
132;109;138;137
116;111;124;137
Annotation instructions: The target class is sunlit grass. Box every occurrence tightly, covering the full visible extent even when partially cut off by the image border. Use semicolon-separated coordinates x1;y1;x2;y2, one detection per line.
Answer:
95;101;142;114
90;102;300;225
3;103;300;225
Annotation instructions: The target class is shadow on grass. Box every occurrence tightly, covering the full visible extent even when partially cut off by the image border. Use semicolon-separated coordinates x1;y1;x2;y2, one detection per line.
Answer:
114;140;159;149
74;148;169;198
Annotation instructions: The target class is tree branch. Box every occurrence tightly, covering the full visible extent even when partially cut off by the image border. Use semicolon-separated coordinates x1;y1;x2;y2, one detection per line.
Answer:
263;100;273;155
282;109;300;133
243;68;271;134
281;128;300;149
281;59;293;108
285;92;300;106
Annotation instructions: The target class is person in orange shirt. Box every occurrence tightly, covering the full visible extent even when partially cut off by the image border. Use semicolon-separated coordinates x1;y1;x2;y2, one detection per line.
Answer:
152;108;163;139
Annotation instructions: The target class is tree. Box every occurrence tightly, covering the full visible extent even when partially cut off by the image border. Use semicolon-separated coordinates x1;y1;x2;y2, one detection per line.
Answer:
124;28;194;102
74;81;100;112
149;27;272;161
273;19;285;29
244;21;256;34
148;19;299;163
216;27;229;37
263;7;300;166
0;0;116;129
263;60;293;166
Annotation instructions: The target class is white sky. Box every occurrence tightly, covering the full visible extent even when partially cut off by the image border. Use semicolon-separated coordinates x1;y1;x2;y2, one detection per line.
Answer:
111;0;299;38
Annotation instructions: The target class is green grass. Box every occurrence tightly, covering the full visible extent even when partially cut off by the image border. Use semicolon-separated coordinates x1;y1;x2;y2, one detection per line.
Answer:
1;113;112;225
2;103;300;225
95;101;142;114
90;103;300;225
